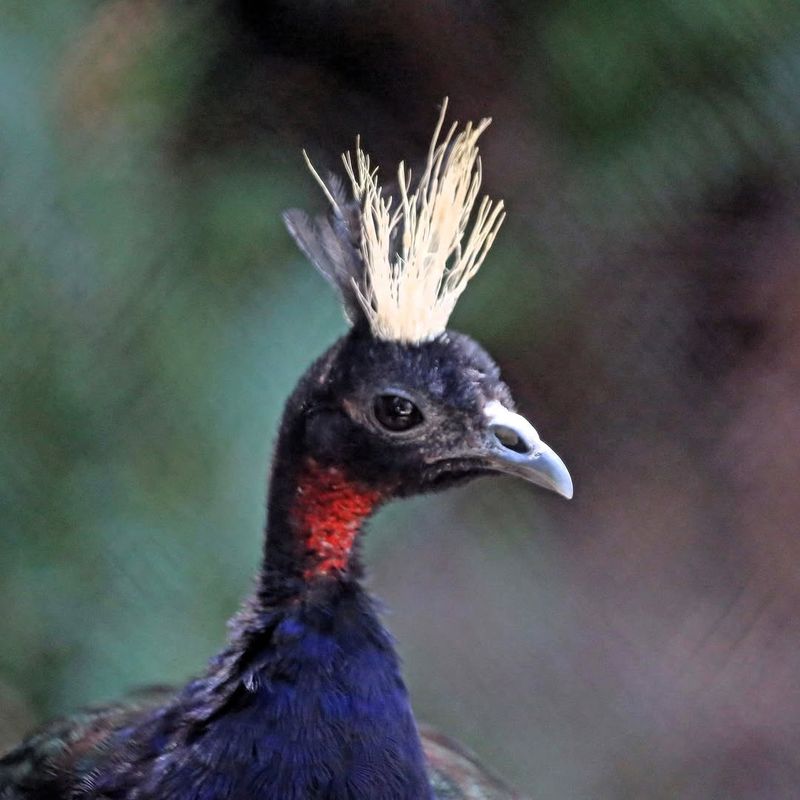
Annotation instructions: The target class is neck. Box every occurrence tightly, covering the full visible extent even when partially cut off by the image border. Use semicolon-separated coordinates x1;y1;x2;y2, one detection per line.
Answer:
289;457;383;579
181;433;431;799
260;422;388;594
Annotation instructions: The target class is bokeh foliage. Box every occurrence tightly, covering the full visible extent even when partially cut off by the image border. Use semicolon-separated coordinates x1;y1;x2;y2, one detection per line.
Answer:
2;2;800;798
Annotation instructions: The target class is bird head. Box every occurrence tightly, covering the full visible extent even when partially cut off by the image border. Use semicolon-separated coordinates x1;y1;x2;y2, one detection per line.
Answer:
278;100;571;578
289;324;572;500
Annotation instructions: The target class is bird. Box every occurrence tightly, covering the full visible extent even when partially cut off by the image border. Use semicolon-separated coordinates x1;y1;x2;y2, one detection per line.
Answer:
0;99;572;800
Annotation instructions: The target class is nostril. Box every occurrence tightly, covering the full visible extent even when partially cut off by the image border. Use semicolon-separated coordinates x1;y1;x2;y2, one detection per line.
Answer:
492;424;531;455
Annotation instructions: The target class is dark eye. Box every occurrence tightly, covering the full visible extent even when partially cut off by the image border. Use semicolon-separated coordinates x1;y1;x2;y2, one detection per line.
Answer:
373;394;424;433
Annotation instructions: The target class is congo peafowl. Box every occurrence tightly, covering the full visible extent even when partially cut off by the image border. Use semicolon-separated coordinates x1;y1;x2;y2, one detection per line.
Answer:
0;100;572;800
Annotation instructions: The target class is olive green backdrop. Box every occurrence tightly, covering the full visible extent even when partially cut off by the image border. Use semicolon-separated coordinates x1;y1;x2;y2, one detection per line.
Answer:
3;2;800;798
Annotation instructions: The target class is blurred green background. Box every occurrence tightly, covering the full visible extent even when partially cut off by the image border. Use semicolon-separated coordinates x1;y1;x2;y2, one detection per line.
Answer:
3;1;800;798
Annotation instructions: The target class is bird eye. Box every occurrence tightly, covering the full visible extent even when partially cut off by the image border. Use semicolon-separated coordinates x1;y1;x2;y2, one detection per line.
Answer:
373;394;424;433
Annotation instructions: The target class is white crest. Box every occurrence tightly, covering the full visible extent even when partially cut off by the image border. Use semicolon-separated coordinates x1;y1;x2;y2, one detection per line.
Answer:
304;99;505;343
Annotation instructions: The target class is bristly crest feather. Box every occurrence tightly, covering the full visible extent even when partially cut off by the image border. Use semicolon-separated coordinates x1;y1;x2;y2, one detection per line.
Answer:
304;99;505;343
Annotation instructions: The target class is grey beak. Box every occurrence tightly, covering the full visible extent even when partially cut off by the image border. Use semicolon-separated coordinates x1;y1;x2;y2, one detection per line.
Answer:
482;401;573;499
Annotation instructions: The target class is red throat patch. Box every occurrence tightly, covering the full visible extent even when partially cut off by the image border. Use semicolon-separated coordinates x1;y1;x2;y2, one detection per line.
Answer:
291;459;384;578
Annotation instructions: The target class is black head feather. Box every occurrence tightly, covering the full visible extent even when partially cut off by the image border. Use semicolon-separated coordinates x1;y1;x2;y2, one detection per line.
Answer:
291;325;514;496
282;172;368;325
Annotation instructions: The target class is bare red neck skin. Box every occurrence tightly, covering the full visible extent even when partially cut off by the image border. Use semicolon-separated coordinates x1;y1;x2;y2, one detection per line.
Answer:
289;459;385;579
